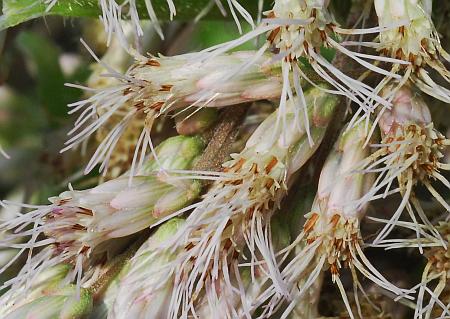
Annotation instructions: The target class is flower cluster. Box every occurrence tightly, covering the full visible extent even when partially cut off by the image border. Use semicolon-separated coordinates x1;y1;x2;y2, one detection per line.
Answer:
2;1;450;318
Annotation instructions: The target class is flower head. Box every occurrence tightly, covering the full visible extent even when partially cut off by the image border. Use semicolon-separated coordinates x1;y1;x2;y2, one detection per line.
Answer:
255;119;410;319
130;86;339;318
0;135;204;300
359;85;450;249
375;0;450;102
199;0;406;148
66;50;283;174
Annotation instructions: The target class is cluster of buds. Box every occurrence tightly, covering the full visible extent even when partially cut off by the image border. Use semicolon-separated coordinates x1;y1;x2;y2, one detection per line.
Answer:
0;135;204;303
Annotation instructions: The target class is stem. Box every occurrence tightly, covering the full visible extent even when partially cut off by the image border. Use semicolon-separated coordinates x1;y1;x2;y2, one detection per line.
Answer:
194;104;248;174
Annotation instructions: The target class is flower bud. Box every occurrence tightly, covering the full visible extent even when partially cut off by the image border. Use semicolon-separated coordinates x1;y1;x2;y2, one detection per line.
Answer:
66;51;282;171
109;218;185;319
4;286;93;319
317;120;375;220
379;86;431;135
140;135;205;174
0;264;72;316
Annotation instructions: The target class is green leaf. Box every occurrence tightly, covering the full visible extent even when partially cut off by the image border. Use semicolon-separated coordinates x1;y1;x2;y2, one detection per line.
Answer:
15;31;85;126
0;0;268;31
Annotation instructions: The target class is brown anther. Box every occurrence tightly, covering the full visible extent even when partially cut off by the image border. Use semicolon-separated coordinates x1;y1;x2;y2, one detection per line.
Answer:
304;213;319;233
399;26;405;37
223;240;233;250
268;27;281;43
330;263;339;275
265;156;278;174
77;208;94;216
247;207;255;218
250;163;258;174
416;145;425;153
231;158;246;172
334;238;343;251
409;52;416;64
265;179;275;189
58;198;71;205
80;245;90;254
407;124;418;133
146;59;161;67
304;41;309;52
134;101;146;110
159;84;173;92
123;87;133;96
421;163;434;174
429;153;437;163
185;243;195;250
72;224;87;231
150;101;165;110
231;179;244;186
266;11;275;19
330;214;341;228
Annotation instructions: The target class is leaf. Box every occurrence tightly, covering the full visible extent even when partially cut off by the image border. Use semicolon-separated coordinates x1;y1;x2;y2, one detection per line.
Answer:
0;0;268;31
0;0;99;30
15;31;87;126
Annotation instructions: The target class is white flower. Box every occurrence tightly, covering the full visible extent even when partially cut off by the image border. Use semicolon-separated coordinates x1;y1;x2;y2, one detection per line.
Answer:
129;86;339;319
254;119;410;319
358;85;450;251
374;0;450;103
0;135;203;303
200;0;407;146
66;50;283;174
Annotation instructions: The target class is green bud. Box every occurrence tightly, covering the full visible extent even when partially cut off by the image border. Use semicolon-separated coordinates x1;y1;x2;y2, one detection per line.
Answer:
109;218;185;319
141;135;205;174
4;286;93;319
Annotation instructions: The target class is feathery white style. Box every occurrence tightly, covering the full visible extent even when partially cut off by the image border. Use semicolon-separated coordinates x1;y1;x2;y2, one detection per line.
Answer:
123;86;339;319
